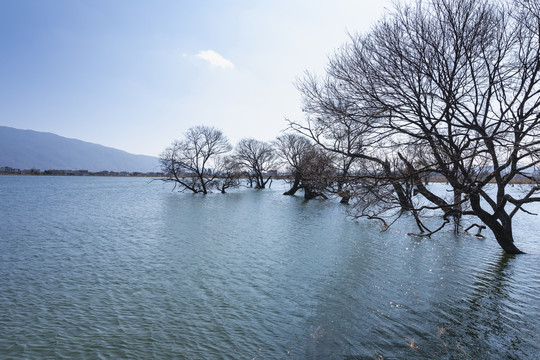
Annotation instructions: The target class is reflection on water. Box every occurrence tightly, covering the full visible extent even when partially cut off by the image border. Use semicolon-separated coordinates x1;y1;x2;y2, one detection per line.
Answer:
0;176;539;359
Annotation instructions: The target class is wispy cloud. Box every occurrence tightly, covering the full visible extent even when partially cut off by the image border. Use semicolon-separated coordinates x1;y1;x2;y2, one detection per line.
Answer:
196;50;235;69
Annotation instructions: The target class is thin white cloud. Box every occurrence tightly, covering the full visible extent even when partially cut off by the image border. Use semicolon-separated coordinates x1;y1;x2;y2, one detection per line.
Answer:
196;50;235;69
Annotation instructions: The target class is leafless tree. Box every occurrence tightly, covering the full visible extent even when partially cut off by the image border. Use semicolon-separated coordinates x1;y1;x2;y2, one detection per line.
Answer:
291;74;421;224
160;125;232;194
274;133;334;199
293;0;540;254
273;133;310;196
215;155;242;193
233;138;275;189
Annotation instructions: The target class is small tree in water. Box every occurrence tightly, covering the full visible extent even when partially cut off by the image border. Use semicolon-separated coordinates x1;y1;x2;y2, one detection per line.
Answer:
274;133;334;200
233;138;275;189
160;125;232;194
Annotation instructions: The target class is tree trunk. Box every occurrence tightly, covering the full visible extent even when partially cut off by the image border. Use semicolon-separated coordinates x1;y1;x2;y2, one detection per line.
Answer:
489;222;525;255
469;193;524;254
383;160;413;211
254;172;264;189
304;186;316;200
340;195;350;204
453;189;462;232
392;181;412;211
283;176;301;195
247;174;254;188
199;173;208;194
337;181;350;204
303;186;328;200
262;176;272;188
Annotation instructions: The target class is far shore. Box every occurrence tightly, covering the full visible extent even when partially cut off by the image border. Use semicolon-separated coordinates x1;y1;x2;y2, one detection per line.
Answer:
0;170;165;177
2;171;538;184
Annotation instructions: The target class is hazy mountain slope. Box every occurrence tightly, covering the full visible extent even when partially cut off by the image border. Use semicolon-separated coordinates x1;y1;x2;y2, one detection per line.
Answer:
0;126;160;172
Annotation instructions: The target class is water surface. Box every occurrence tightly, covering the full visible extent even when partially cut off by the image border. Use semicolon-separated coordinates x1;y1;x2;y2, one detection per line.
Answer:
1;176;539;359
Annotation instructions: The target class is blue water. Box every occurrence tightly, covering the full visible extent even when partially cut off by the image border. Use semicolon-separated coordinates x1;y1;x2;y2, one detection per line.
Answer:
1;176;539;359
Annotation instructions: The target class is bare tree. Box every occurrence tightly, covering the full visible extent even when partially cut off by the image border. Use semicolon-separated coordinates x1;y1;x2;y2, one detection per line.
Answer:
291;74;421;223
294;0;540;254
160;125;232;194
234;138;275;189
273;133;310;196
274;133;334;199
215;155;242;194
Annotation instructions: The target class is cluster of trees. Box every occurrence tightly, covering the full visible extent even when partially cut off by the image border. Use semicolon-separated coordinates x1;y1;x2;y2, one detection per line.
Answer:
159;125;340;200
161;0;540;254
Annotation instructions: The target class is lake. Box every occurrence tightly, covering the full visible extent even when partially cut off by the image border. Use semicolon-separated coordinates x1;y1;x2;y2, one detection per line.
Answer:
1;176;539;359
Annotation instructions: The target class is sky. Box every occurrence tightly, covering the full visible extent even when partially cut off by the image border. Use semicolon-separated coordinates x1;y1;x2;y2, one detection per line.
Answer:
0;0;393;157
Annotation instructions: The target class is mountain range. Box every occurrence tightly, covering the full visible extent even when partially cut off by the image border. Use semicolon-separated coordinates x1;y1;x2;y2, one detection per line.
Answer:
0;126;160;173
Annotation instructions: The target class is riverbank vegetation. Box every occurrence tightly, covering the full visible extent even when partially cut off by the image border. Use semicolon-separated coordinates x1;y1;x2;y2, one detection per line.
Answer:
160;0;540;254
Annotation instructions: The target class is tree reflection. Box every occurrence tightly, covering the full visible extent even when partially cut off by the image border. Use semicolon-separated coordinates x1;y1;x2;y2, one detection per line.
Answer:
443;254;528;359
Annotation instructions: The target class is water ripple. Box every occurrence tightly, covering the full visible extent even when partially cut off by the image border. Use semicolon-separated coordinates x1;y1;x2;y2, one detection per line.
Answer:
1;177;539;359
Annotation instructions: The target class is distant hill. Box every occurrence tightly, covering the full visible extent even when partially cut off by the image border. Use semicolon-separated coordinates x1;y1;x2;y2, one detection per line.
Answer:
0;126;160;172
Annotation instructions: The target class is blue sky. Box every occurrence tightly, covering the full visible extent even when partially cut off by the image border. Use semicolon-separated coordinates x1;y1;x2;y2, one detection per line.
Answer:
1;0;392;156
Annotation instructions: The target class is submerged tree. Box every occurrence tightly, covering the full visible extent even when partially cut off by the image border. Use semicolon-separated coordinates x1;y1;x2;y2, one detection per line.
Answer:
215;155;242;194
293;0;540;253
160;125;232;194
290;77;418;213
273;133;311;196
274;133;334;199
234;138;275;189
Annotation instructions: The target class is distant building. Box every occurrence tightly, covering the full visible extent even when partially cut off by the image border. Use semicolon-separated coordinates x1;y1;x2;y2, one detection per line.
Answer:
43;169;65;175
0;166;20;174
20;169;41;175
64;170;89;176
